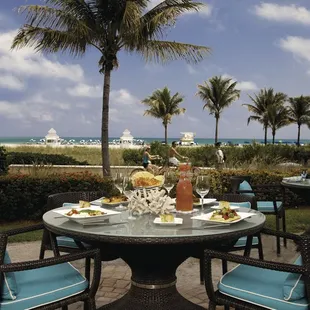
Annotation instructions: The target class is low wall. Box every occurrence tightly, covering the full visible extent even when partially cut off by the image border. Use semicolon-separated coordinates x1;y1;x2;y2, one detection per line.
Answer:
9;165;139;177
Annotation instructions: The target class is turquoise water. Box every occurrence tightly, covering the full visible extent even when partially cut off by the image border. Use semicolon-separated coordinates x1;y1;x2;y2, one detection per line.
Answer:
0;136;309;145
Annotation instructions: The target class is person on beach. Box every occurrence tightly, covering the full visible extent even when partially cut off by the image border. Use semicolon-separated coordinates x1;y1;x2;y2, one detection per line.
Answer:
169;141;188;166
215;142;225;169
142;146;160;170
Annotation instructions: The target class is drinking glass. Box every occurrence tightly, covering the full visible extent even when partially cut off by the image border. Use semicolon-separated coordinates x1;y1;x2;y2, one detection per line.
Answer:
163;171;177;196
123;176;136;220
195;175;210;214
114;173;127;211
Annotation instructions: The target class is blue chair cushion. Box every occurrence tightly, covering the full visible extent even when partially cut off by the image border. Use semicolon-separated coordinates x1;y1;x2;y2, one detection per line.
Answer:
56;236;91;249
219;264;309;310
283;256;305;301
234;236;259;248
2;252;18;300
257;201;282;213
0;262;88;310
238;181;255;197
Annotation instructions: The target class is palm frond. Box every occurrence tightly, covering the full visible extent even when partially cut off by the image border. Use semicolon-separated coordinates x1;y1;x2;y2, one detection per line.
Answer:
133;40;210;64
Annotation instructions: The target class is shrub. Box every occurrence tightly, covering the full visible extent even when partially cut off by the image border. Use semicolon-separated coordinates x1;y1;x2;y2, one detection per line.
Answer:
0;172;117;221
0;146;8;175
6;152;89;166
122;149;143;165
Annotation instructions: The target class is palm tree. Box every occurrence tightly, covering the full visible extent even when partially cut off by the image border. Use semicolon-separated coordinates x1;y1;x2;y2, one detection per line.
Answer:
287;96;310;146
267;104;290;144
196;76;240;143
243;88;287;145
142;87;185;144
12;0;210;176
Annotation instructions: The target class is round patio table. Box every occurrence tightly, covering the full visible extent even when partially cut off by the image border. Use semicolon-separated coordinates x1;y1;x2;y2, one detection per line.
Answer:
282;177;310;204
43;208;265;310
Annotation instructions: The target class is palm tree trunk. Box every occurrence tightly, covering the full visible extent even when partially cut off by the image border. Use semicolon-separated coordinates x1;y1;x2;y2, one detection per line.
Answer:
101;69;111;176
272;129;275;144
297;124;301;147
164;124;168;145
264;125;267;145
215;117;219;144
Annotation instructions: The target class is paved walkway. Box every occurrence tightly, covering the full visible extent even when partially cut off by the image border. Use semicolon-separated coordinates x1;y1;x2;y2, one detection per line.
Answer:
7;236;297;309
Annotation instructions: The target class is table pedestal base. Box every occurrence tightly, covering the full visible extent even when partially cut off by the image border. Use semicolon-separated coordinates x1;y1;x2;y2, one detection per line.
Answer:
99;284;204;310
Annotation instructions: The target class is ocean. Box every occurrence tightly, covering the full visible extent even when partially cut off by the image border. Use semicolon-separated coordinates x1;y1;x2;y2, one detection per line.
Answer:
0;136;309;146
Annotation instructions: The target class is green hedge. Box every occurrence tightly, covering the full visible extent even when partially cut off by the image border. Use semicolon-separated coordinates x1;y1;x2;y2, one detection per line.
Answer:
0;146;8;175
6;152;89;166
0;172;117;221
122;143;310;167
0;169;304;221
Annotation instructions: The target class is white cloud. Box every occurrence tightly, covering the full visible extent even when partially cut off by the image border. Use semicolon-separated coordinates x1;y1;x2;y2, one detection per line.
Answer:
144;63;164;73
188;116;200;123
253;3;310;25
186;64;198;75
279;36;310;62
0;30;84;82
67;83;101;98
222;73;258;91
0;74;24;90
110;89;140;106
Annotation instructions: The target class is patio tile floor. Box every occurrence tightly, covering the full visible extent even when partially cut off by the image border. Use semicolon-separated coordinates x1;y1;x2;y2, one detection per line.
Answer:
7;235;296;309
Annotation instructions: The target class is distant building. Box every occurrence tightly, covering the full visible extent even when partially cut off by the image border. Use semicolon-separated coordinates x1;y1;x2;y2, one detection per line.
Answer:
180;132;196;146
120;129;134;148
45;128;61;146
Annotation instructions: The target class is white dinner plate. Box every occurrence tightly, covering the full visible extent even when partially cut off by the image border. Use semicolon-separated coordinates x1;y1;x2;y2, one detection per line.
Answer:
210;205;239;210
171;198;216;206
91;197;129;207
191;211;255;224
54;206;120;225
153;217;183;226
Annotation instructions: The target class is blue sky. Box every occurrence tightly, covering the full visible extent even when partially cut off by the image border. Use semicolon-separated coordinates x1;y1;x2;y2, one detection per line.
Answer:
1;0;310;140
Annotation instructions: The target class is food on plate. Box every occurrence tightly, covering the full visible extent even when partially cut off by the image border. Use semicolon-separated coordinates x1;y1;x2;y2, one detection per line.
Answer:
79;200;91;208
210;202;241;222
66;208;105;217
160;213;175;223
101;196;128;204
131;171;164;188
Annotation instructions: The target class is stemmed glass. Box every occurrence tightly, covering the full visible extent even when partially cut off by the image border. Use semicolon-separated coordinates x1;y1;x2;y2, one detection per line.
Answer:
195;175;210;215
114;173;127;211
163;171;177;196
123;176;136;220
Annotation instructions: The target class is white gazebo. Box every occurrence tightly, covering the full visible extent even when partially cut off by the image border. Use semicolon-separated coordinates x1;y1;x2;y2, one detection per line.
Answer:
180;132;196;145
45;128;61;146
120;129;134;148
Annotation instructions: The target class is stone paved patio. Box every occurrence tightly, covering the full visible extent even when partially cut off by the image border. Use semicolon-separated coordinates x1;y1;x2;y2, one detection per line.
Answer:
7;236;297;309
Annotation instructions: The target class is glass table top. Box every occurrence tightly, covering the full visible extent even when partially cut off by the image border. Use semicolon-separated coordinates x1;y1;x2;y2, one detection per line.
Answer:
43;206;265;239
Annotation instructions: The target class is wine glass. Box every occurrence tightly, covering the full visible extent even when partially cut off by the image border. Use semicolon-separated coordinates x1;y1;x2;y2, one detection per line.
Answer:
195;175;210;214
123;176;136;220
114;173;127;211
164;171;177;196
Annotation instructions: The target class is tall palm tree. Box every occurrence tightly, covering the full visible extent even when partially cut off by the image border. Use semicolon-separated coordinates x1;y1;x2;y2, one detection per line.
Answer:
243;88;287;145
267;104;290;144
196;76;240;143
288;96;310;146
142;87;185;144
12;0;210;176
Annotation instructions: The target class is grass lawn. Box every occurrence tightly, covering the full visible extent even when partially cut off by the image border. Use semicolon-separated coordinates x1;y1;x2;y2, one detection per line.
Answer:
1;207;310;243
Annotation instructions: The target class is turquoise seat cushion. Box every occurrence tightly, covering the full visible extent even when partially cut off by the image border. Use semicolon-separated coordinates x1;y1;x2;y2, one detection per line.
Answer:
257;201;282;213
219;264;309;310
2;252;18;300
56;236;91;249
234;236;259;248
0;262;88;310
283;256;305;301
238;181;255;197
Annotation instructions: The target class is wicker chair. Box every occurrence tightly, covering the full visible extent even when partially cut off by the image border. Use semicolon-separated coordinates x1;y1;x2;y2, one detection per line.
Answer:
231;176;286;255
197;194;263;285
39;191;107;280
204;228;309;310
0;224;101;310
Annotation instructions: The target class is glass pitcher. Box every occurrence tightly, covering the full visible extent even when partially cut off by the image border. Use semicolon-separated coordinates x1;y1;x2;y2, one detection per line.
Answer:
176;162;193;212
